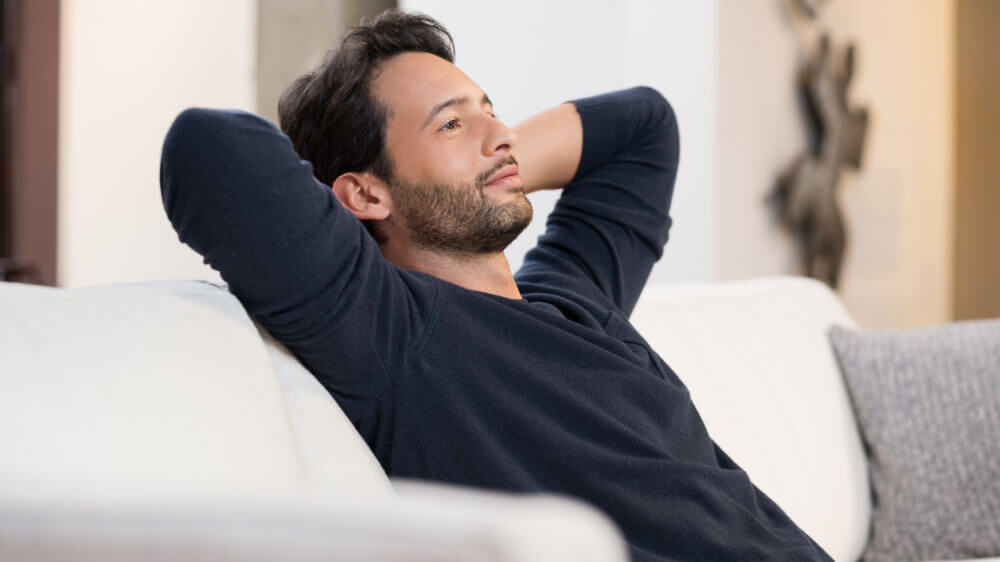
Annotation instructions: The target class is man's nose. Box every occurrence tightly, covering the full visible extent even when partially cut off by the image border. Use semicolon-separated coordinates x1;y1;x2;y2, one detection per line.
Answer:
484;118;517;156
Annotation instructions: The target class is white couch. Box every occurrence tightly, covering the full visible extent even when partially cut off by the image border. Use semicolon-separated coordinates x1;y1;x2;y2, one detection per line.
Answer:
0;276;993;561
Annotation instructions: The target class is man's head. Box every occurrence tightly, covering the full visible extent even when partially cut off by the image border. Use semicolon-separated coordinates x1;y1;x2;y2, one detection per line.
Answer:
278;10;532;258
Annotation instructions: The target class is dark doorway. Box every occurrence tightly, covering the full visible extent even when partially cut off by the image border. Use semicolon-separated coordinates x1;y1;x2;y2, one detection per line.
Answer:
1;0;59;285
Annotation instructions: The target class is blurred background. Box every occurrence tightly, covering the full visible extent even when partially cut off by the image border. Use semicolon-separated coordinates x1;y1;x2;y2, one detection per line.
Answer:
1;0;996;329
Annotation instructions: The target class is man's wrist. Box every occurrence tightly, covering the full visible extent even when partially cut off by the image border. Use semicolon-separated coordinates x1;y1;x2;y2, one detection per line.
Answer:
511;102;583;193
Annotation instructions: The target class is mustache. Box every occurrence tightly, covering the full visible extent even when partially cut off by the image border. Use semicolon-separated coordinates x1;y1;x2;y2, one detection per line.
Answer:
476;155;519;187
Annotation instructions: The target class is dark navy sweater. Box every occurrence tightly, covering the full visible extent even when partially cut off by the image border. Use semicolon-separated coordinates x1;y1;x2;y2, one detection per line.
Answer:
160;86;833;561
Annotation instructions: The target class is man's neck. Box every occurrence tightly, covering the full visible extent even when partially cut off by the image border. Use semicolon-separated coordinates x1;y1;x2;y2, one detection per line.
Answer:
382;244;523;300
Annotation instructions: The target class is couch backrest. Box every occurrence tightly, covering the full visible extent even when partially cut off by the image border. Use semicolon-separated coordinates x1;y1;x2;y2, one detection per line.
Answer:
631;277;870;562
0;276;868;557
254;322;393;497
0;280;391;498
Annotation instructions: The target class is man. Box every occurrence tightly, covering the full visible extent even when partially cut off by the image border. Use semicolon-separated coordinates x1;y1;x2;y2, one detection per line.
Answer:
160;9;833;561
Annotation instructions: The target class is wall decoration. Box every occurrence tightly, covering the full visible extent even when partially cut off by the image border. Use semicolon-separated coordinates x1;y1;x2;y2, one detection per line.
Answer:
771;3;869;289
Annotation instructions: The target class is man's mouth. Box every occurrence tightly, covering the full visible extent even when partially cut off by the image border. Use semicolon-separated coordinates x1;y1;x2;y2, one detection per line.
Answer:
484;164;522;188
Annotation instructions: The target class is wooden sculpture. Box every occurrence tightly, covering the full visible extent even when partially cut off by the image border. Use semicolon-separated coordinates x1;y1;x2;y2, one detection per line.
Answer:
771;34;869;288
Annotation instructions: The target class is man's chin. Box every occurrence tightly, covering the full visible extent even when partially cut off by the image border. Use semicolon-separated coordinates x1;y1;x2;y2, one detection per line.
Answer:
496;204;534;249
504;195;534;232
395;178;533;256
468;204;533;254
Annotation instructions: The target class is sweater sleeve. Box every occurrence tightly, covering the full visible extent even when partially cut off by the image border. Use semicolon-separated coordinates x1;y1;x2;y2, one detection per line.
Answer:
516;86;679;318
159;108;434;405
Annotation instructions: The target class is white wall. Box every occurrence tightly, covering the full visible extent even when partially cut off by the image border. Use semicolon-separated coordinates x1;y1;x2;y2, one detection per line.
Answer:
58;0;257;287
401;0;720;284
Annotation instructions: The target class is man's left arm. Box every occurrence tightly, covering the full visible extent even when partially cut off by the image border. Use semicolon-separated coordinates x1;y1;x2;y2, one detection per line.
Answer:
514;87;680;317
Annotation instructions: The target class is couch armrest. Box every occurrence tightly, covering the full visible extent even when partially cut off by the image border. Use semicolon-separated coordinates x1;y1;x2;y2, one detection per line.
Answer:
0;481;627;562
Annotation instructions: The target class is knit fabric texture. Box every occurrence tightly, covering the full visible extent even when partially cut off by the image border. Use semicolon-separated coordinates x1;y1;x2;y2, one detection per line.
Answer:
829;320;1000;561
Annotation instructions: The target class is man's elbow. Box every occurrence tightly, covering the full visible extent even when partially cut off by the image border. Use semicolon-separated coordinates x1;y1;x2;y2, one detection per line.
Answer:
630;86;679;175
632;86;677;134
159;108;237;242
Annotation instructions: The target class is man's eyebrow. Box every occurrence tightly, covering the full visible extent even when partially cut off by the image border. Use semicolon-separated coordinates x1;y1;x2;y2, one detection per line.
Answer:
421;93;493;131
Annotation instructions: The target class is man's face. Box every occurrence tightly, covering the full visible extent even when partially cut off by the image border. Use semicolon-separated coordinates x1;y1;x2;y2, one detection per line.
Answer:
371;51;532;255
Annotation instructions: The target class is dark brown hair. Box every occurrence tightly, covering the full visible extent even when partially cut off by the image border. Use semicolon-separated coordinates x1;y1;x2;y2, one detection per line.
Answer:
278;9;455;188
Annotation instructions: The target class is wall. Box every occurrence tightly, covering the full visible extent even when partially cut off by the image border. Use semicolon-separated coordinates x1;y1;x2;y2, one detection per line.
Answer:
57;0;257;287
55;1;957;328
257;0;344;126
719;0;955;328
256;0;394;125
717;2;804;281
836;0;955;328
404;1;955;327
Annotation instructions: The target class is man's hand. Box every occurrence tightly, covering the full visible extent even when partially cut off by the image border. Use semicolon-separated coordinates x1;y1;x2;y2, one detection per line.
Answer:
512;102;583;194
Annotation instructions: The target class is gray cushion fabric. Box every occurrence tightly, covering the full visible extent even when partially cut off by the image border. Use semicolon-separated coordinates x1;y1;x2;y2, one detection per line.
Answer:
828;320;1000;562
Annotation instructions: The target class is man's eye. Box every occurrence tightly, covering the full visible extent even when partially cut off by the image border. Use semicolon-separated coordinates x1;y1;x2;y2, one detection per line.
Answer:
440;118;460;131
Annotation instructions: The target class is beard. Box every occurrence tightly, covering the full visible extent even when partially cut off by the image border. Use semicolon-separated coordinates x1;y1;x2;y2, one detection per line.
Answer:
389;160;533;256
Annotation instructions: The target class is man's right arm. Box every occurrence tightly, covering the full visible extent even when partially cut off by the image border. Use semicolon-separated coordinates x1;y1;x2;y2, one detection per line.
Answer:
512;102;583;193
160;108;432;399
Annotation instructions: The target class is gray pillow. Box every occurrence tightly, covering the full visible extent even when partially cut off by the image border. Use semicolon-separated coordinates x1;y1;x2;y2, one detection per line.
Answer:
828;320;1000;562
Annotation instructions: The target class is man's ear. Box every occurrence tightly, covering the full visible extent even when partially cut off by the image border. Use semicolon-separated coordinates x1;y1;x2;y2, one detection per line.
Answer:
330;172;391;221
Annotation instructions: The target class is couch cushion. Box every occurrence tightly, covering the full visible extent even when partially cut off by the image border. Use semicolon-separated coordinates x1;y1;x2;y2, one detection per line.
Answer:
829;319;1000;562
631;277;870;562
0;280;306;494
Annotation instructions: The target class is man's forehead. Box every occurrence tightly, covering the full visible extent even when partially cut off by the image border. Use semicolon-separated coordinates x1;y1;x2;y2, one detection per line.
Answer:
373;52;488;126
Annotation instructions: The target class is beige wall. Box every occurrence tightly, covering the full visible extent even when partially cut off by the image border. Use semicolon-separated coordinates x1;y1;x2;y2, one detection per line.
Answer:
719;0;955;329
58;0;256;287
257;0;394;124
257;0;341;125
717;1;802;280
